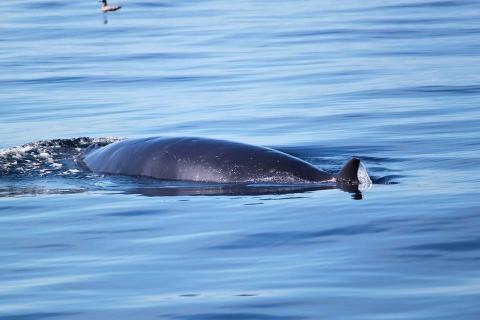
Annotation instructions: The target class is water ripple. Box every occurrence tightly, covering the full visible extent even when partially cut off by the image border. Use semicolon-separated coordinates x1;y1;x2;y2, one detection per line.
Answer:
212;224;388;250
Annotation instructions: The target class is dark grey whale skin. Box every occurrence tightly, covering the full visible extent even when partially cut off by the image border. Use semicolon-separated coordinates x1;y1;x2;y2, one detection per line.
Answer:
81;137;361;184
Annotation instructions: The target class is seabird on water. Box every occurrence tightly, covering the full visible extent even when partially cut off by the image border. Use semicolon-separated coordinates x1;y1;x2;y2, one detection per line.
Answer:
100;0;121;12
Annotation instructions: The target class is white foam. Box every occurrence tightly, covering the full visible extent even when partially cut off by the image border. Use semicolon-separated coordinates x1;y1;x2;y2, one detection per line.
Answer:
0;137;121;176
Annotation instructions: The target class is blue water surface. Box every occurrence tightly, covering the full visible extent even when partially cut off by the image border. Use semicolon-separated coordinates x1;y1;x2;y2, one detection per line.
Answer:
1;0;480;319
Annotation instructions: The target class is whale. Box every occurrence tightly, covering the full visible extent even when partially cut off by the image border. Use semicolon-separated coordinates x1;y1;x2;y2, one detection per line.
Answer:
79;137;371;189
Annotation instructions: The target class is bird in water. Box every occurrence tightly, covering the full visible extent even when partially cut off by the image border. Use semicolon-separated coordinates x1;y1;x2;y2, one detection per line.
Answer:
100;0;121;12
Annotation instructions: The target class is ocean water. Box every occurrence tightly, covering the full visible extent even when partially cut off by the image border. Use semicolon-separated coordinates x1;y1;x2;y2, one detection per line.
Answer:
1;0;480;319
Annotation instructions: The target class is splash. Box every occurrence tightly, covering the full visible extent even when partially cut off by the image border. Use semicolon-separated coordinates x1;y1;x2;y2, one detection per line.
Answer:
357;161;372;192
0;137;121;177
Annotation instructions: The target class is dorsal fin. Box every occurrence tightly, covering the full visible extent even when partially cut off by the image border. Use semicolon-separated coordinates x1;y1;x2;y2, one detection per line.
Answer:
337;158;360;184
337;158;371;185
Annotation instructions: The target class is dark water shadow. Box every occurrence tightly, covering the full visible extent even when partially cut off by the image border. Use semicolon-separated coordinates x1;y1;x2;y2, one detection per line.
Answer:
232;301;304;310
0;312;80;320
167;313;305;320
77;227;155;235
401;238;480;253
210;223;388;250
378;0;477;10
20;243;74;250
135;1;175;8
20;1;68;9
103;208;169;217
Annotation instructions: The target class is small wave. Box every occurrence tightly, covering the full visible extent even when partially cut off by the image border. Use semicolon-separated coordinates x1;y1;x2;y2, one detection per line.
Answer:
352;85;480;100
370;175;403;185
379;0;477;10
210;223;388;250
135;1;175;8
21;1;68;9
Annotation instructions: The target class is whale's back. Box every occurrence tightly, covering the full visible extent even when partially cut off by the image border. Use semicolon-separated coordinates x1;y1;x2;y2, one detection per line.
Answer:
82;137;332;183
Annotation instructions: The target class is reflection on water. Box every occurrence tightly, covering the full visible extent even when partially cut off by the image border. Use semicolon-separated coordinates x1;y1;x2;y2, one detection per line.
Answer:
0;176;363;199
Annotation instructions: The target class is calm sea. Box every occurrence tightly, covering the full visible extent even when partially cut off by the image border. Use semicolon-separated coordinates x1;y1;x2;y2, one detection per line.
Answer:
1;0;480;319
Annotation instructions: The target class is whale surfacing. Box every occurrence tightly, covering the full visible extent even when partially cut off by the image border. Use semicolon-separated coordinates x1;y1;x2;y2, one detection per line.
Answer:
80;137;371;187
